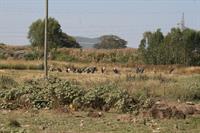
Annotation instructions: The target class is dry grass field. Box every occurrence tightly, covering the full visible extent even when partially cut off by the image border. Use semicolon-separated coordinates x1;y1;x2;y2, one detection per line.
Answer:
0;60;200;133
0;110;200;133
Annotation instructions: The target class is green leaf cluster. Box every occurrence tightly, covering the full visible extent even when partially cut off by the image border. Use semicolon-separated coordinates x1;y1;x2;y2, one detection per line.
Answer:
28;17;81;49
139;28;200;66
0;77;139;113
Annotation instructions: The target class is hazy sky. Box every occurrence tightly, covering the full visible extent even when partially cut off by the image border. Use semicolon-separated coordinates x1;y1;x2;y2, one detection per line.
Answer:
0;0;200;47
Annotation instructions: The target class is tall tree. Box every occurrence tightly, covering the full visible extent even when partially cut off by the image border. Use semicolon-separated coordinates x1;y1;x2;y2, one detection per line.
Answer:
139;29;164;64
28;17;81;49
139;28;200;66
94;35;127;49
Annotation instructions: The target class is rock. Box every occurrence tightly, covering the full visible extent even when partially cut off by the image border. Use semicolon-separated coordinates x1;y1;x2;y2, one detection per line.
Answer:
195;104;200;114
171;106;186;119
177;105;196;115
149;104;172;119
146;100;199;119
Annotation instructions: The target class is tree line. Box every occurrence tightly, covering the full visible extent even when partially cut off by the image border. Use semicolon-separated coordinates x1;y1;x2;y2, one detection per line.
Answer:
28;17;127;50
139;28;200;66
2;17;200;66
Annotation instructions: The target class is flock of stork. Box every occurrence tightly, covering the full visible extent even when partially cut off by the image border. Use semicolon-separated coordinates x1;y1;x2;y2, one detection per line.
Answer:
49;65;147;74
49;65;176;75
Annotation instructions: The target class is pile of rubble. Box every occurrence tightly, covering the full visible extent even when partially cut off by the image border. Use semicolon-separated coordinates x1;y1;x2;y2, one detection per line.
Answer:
147;101;200;119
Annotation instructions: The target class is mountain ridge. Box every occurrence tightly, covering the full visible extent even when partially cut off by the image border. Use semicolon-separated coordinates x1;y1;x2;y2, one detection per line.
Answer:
74;36;101;48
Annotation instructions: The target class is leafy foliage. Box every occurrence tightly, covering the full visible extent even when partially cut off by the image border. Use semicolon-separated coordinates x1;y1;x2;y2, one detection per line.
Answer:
59;33;80;48
166;76;200;101
0;78;80;109
28;17;81;49
24;50;41;60
0;75;18;90
0;77;139;112
83;84;138;112
139;28;200;66
50;51;78;62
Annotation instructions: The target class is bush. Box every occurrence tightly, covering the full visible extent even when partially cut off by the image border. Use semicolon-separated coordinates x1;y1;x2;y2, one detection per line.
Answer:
0;75;18;90
24;51;40;60
0;77;85;109
166;76;200;101
173;82;200;101
51;51;77;62
0;52;6;59
0;77;140;112
83;84;138;113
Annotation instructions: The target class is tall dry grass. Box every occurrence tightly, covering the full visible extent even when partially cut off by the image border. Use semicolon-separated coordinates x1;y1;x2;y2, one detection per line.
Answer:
0;60;43;70
51;48;140;64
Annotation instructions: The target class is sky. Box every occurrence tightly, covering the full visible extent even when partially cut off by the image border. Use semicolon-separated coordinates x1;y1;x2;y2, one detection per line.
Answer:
0;0;200;48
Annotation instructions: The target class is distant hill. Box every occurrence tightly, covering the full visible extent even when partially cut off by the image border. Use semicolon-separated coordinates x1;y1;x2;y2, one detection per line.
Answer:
75;36;101;48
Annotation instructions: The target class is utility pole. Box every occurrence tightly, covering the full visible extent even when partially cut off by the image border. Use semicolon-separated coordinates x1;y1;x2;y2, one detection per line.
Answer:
177;12;186;31
44;0;48;78
181;12;186;31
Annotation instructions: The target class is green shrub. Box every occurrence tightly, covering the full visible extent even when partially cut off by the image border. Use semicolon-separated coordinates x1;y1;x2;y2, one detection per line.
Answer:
0;77;140;112
83;84;138;113
51;51;77;62
24;51;40;60
0;77;85;109
186;83;200;100
166;76;200;101
0;75;18;90
172;82;200;101
0;102;19;110
0;52;6;59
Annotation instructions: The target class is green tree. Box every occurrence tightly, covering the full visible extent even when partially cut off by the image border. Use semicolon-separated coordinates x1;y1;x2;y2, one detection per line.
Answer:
94;35;127;49
164;28;184;64
60;33;80;48
139;28;200;66
138;29;164;64
28;17;81;49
